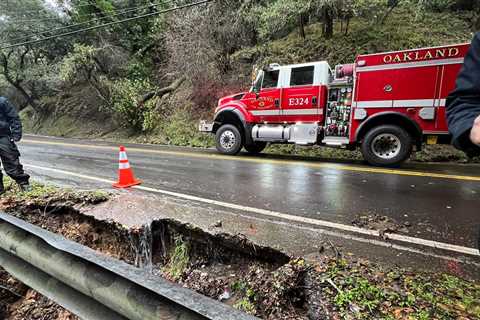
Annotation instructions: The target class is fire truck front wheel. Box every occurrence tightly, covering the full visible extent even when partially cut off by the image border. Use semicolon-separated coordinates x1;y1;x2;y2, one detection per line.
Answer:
215;124;243;155
361;125;412;167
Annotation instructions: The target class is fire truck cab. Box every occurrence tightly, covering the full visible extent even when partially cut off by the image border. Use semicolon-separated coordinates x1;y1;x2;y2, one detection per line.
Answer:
199;43;469;167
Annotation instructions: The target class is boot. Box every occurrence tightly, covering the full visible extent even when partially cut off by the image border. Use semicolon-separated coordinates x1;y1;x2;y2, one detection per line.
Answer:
18;183;32;193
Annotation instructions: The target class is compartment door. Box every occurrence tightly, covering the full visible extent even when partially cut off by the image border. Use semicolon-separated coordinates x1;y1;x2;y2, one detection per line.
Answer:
355;69;395;109
391;66;439;132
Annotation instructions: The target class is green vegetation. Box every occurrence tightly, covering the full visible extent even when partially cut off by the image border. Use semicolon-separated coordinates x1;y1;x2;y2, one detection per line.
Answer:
165;236;190;280
159;107;214;147
320;258;480;319
266;140;480;163
2;177;109;205
231;281;257;314
233;295;257;314
220;256;480;319
235;7;473;68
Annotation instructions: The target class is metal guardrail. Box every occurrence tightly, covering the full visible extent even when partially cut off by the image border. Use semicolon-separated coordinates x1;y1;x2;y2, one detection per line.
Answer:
0;212;259;320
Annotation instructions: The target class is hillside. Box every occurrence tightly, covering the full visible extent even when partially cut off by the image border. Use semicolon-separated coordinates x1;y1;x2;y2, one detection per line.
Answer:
15;5;479;162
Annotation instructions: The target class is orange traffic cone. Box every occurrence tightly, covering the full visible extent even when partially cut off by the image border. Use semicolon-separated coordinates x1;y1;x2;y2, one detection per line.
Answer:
113;146;141;188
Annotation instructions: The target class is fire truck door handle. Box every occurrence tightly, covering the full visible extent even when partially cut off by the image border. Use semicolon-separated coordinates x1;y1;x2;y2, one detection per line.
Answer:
384;84;393;92
312;96;318;106
275;98;280;107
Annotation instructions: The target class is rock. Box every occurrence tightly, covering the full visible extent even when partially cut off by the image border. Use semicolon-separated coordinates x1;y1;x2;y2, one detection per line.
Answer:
218;288;231;301
211;220;222;228
349;303;361;313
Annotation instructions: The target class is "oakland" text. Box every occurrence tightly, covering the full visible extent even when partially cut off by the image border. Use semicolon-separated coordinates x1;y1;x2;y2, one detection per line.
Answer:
383;47;460;64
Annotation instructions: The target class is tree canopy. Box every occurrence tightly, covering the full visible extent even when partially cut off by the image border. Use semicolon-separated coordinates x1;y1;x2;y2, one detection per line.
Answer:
0;0;477;129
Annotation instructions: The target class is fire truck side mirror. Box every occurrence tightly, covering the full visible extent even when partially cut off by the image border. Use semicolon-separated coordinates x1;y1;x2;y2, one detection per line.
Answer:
251;84;259;98
252;87;260;99
251;70;263;99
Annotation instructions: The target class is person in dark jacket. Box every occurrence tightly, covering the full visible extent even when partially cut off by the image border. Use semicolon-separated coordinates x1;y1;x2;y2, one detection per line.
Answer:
446;32;480;157
0;97;30;194
447;33;480;250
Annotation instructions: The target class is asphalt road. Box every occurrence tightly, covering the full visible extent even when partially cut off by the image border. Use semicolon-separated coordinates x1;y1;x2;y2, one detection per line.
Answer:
18;135;480;251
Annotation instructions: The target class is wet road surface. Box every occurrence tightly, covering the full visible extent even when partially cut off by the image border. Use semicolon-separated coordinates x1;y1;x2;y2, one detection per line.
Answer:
19;135;480;249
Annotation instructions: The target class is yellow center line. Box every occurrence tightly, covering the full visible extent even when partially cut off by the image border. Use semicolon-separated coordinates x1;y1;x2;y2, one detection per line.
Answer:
22;139;480;182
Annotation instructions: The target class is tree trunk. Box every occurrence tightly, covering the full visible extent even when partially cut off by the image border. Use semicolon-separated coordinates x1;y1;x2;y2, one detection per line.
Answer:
323;8;334;39
474;12;480;31
0;53;41;113
380;1;399;25
298;14;306;40
11;82;41;112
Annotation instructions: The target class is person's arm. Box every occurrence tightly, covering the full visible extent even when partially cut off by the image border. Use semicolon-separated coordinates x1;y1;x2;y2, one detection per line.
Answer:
0;98;22;142
446;33;480;157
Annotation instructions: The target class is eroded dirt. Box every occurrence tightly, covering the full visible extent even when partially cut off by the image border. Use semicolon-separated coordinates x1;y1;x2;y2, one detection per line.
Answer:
0;185;479;320
0;269;77;320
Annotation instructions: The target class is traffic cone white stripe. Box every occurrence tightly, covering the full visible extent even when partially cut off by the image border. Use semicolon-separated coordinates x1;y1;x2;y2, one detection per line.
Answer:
119;152;128;161
119;162;131;169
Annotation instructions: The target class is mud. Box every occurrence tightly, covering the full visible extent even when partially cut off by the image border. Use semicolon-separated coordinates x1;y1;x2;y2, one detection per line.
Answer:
150;219;290;266
0;197;301;319
0;269;77;320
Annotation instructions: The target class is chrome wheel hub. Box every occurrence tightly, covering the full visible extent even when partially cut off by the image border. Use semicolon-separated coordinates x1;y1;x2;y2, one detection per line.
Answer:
371;133;401;160
220;130;236;150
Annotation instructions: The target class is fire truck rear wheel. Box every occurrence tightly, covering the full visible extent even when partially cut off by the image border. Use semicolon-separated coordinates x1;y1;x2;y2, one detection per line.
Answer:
215;124;243;155
244;141;267;154
361;125;412;167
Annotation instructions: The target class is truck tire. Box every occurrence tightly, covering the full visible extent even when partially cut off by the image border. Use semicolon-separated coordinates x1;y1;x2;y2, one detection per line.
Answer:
215;124;243;155
244;141;267;154
361;125;412;167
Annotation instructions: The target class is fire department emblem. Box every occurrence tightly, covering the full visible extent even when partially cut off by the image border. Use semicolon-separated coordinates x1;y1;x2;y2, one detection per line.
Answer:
257;97;274;108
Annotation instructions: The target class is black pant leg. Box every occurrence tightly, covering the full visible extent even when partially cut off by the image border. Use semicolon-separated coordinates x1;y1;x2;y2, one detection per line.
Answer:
0;137;29;185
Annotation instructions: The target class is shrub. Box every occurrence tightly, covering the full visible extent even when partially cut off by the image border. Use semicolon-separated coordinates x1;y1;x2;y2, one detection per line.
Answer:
109;78;156;131
190;76;243;111
161;107;214;147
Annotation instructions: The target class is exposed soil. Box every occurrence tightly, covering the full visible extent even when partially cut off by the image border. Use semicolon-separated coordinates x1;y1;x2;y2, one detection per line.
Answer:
0;182;478;320
0;269;77;320
6;291;77;320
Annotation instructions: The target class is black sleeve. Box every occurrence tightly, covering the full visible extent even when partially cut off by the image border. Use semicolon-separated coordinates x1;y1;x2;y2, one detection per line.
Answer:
446;33;480;157
0;98;22;141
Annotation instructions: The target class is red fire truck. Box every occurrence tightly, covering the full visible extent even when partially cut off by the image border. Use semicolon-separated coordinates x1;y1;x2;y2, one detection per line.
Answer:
199;43;470;166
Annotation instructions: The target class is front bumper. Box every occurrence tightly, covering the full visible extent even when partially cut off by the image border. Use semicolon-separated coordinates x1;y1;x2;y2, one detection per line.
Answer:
198;120;214;133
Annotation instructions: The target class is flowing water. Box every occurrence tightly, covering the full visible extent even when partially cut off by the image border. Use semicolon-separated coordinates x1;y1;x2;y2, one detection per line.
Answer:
130;223;153;273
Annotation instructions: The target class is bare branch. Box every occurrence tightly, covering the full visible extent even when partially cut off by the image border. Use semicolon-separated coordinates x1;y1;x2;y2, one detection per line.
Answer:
139;76;186;106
